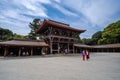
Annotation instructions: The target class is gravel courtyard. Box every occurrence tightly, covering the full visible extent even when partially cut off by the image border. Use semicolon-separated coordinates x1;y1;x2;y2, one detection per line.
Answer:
0;53;120;80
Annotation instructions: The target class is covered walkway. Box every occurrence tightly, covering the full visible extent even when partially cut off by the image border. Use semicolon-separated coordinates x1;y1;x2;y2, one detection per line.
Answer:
92;43;120;52
0;40;49;57
74;43;120;53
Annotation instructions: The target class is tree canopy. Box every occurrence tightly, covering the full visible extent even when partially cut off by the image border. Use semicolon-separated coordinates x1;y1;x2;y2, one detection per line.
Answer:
0;27;26;41
28;18;42;40
98;20;120;44
0;27;13;40
82;31;102;45
82;20;120;45
91;31;102;45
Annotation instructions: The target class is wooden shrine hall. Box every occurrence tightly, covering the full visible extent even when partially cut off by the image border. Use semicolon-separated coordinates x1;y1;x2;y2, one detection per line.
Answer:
36;19;86;54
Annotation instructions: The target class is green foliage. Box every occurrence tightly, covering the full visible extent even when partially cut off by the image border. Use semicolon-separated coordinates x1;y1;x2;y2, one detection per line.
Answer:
82;38;93;45
98;20;120;44
91;31;102;45
82;31;102;45
29;18;41;31
92;31;102;39
0;27;27;41
12;33;27;40
28;18;41;39
76;34;82;43
0;27;13;40
83;20;120;45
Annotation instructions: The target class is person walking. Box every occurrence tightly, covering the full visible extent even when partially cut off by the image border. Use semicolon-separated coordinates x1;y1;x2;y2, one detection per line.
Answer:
86;49;90;60
82;49;86;61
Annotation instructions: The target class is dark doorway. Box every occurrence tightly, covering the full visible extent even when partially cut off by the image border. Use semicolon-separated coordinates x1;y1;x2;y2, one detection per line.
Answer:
0;46;4;56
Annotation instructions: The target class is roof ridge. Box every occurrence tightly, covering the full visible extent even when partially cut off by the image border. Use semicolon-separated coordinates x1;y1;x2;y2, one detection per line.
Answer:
12;39;44;42
48;19;70;26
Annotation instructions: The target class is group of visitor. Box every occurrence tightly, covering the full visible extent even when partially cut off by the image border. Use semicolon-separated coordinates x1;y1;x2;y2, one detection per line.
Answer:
82;49;90;61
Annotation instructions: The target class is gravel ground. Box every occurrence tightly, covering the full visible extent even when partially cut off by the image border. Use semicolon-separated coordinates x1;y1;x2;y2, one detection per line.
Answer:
0;53;120;80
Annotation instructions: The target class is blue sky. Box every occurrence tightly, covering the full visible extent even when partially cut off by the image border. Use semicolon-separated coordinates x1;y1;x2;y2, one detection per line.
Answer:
0;0;120;38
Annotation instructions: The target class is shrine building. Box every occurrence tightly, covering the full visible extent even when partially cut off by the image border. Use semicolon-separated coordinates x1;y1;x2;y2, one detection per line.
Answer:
36;19;86;54
0;19;85;57
0;19;120;57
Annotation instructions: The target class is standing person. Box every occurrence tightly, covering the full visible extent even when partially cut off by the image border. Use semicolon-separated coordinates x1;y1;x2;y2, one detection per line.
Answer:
65;48;68;54
86;49;90;60
82;49;86;61
41;47;46;56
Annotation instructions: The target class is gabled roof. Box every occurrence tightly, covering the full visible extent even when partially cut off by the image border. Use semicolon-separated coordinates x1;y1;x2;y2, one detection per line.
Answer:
36;19;86;33
0;40;49;47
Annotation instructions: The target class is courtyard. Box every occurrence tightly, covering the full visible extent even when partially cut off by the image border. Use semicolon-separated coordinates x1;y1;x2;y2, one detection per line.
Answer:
0;53;120;80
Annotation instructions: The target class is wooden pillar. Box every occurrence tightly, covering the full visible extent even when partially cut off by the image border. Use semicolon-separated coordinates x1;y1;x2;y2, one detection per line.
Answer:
107;48;109;52
91;48;92;52
101;48;103;52
4;47;8;57
68;43;69;53
50;37;53;54
19;47;21;56
58;43;59;54
50;42;53;54
73;44;74;54
75;48;77;53
97;48;98;52
113;48;115;52
31;47;33;56
45;47;48;54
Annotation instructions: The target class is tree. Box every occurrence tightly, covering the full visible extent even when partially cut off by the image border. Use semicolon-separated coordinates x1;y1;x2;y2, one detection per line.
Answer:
81;31;102;45
98;20;120;44
12;33;27;40
91;31;102;45
82;38;93;45
0;27;13;40
0;27;27;41
28;18;42;39
76;34;82;43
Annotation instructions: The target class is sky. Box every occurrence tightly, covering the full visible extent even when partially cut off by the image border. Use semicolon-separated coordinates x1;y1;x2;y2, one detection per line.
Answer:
0;0;120;38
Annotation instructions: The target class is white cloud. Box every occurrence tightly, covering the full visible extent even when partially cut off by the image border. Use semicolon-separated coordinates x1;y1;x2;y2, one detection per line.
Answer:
0;0;120;38
62;0;120;26
12;0;49;17
53;4;78;16
0;0;50;35
60;0;120;38
54;0;61;3
0;20;30;35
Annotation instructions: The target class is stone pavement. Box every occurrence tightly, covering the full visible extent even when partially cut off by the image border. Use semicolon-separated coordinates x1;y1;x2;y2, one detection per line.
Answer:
0;53;120;80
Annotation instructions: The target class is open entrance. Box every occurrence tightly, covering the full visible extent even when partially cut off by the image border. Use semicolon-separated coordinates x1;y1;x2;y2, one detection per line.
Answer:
0;46;4;56
33;47;42;55
8;47;19;56
59;43;67;53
